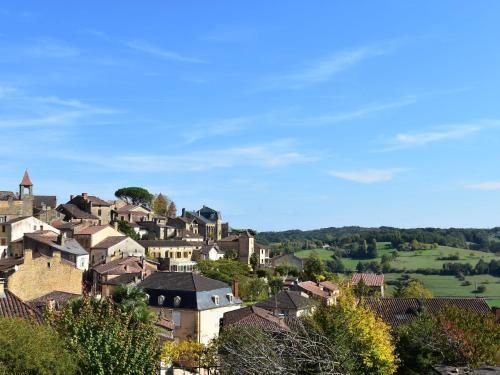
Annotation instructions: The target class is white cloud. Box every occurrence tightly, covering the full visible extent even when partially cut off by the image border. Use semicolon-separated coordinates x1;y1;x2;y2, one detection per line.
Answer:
381;123;493;151
261;42;396;89
58;139;316;173
125;39;207;63
328;168;407;183
464;182;500;190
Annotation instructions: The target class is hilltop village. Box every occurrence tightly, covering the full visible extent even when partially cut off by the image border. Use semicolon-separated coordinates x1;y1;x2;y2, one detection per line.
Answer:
0;171;499;374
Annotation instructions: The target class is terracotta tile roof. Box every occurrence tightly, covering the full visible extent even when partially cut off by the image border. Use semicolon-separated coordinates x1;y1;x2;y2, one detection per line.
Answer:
0;289;42;323
75;225;110;235
92;256;146;275
58;204;100;220
222;305;291;331
320;280;339;292
91;236;127;249
364;297;492;329
256;290;312;311
351;273;384;287
20;170;33;186
298;281;330;299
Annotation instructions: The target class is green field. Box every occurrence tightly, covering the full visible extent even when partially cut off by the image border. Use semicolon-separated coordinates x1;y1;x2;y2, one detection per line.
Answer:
295;244;500;306
295;243;499;271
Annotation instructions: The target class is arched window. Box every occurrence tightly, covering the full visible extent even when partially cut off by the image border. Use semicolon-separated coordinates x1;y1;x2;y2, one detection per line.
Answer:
158;295;165;305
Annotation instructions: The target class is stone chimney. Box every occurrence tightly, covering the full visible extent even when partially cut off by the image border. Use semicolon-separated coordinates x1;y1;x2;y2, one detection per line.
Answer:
181;208;186;217
57;233;66;246
0;278;6;298
82;193;88;201
232;279;239;299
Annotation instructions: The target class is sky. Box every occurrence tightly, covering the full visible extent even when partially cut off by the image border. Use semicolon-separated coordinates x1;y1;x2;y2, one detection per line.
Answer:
1;1;500;231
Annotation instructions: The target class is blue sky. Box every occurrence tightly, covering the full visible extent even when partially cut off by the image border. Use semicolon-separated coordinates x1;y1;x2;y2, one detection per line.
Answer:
1;1;500;231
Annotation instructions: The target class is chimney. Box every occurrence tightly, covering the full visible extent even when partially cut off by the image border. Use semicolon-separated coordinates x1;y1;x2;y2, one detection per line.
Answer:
0;278;6;298
232;279;239;299
57;233;66;246
70;194;74;201
82;193;88;201
113;221;118;231
182;208;186;217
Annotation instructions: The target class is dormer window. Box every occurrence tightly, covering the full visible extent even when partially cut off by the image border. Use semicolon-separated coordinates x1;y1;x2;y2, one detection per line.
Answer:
158;295;165;305
212;295;220;305
173;296;181;307
226;293;234;303
144;294;150;303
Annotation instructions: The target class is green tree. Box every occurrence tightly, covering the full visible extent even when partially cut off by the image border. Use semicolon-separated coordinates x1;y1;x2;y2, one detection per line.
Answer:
240;277;268;302
224;248;238;260
112;285;152;323
393;279;433;299
306;291;398;375
167;200;177;218
304;252;325;281
152;193;168;215
249;252;259;271
117;219;140;240
397;306;500;372
195;259;250;284
115;187;154;207
0;318;77;375
367;239;378;258
54;297;160;375
268;277;284;295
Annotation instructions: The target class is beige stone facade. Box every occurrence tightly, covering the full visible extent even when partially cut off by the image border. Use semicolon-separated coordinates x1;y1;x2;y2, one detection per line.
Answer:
6;249;83;301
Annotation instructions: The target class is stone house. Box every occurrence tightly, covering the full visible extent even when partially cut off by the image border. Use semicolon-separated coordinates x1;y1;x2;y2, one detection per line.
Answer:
217;231;256;265
56;203;101;225
0;171;34;223
270;253;305;271
183;206;226;241
19;231;89;271
137;216;175;240
139;240;202;272
73;224;145;266
350;273;385;297
296;280;339;306
112;204;153;224
2;249;83;301
32;195;62;224
139;272;242;344
167;216;199;237
1;216;60;258
66;193;112;224
90;256;156;297
255;290;314;317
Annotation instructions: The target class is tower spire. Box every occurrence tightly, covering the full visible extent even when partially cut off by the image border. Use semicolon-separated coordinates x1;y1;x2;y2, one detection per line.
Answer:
20;170;33;186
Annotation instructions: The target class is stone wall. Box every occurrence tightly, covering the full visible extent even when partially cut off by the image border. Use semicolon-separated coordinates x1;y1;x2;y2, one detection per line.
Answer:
7;249;83;301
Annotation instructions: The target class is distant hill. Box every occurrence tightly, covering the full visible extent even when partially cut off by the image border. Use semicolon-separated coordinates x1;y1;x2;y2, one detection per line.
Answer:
256;226;500;252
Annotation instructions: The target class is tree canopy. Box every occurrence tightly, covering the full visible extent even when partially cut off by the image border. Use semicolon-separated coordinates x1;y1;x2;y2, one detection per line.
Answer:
0;318;77;375
115;187;154;207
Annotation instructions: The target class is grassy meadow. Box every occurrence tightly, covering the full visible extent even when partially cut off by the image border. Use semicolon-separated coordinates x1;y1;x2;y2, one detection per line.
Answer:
295;243;500;306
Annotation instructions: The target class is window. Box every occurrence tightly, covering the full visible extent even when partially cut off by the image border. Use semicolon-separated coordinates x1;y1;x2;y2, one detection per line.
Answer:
144;294;150;303
183;252;188;258
212;295;220;305
176;252;181;258
226;293;234;303
40;225;44;231
47;261;51;268
158;295;165;305
33;225;37;231
1;225;5;232
0;238;6;246
98;209;102;216
173;296;181;307
172;311;181;327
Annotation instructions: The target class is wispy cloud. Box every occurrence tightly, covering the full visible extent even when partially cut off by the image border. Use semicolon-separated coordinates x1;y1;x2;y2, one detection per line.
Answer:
26;37;79;58
59;139;316;172
381;122;496;151
261;42;397;89
328;168;407;183
82;29;206;64
464;182;500;190
182;116;256;143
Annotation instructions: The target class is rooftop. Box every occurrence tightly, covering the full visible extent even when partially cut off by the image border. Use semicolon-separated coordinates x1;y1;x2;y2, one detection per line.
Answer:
351;273;384;287
222;305;291;331
139;272;228;292
0;289;42;323
256;290;312;311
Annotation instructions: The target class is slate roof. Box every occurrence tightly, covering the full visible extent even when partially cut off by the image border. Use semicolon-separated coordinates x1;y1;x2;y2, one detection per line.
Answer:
0;258;23;272
33;195;57;209
58;204;100;220
70;194;110;206
139;272;228;292
92;236;128;249
351;273;384;287
256;290;312;311
364;297;492;328
222;305;291;331
0;289;42;323
0;191;16;201
25;231;88;256
102;272;142;285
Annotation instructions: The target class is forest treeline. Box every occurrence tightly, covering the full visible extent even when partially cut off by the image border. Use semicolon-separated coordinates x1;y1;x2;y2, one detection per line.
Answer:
257;226;500;253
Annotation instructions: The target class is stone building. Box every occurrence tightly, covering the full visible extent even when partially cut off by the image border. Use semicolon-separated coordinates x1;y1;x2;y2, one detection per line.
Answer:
139;239;201;272
3;249;83;301
139;272;242;344
217;231;256;265
183;206;227;241
0;171;34;223
65;193;112;225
